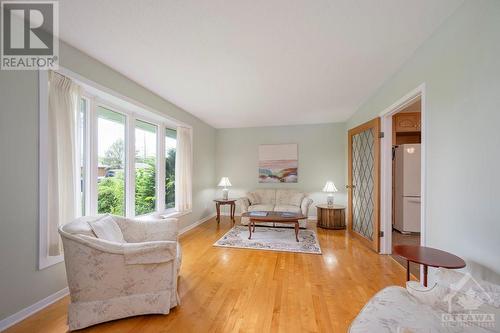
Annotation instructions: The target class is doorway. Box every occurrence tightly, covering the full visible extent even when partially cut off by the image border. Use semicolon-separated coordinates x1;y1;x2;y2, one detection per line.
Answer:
379;84;426;279
391;98;422;277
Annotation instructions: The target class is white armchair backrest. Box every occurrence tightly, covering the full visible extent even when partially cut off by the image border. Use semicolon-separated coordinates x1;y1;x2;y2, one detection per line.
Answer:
61;217;98;238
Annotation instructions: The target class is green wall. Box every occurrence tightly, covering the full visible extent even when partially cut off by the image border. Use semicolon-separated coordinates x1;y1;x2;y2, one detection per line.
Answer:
216;123;347;216
347;0;500;273
0;42;216;321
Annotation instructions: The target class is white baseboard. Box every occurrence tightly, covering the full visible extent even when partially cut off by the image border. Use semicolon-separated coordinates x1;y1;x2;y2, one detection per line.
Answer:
179;213;216;235
0;287;69;331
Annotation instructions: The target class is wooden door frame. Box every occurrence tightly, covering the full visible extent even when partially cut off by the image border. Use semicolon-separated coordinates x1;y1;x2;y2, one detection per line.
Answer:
348;117;381;252
378;83;427;255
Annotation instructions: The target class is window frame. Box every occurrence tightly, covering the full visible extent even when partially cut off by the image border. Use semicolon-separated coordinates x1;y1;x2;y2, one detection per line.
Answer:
85;95;173;218
39;68;191;270
164;128;177;211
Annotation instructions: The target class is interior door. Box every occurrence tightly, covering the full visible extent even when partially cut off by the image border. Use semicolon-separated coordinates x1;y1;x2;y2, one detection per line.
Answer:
347;118;381;252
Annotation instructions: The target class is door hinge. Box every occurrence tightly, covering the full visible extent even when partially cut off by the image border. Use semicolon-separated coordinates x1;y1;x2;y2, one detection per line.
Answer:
379;132;385;138
380;231;384;237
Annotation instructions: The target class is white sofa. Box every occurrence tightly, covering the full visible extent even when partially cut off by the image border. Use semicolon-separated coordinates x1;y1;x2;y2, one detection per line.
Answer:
59;215;182;331
349;266;500;332
238;189;313;228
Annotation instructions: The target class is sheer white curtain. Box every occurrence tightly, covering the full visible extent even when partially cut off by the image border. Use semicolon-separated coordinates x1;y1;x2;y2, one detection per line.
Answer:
175;126;192;212
47;71;81;256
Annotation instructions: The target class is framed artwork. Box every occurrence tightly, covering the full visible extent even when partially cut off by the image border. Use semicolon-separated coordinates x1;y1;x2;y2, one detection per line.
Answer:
258;143;298;183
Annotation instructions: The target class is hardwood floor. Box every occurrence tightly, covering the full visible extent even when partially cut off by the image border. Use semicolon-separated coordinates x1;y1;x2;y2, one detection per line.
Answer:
6;217;409;333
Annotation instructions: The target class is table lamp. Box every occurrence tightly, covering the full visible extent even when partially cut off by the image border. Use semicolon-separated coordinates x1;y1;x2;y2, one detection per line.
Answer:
218;177;232;200
323;181;338;206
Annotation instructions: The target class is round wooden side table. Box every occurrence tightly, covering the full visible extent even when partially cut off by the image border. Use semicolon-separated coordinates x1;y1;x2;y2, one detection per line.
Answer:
316;204;346;229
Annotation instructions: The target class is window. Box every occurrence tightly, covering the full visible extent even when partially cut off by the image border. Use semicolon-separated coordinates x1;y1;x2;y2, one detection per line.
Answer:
97;106;126;216
39;70;192;270
135;120;157;215
165;128;177;209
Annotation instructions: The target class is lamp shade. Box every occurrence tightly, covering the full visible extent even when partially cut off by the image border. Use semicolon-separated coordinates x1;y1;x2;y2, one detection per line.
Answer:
217;177;232;187
322;181;338;193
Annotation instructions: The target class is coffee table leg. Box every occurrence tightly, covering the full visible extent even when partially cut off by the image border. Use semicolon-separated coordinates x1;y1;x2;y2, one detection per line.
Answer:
423;265;428;287
406;260;410;282
294;222;299;242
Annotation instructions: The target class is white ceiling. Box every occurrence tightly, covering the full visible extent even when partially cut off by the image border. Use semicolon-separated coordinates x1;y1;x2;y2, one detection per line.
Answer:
59;0;462;128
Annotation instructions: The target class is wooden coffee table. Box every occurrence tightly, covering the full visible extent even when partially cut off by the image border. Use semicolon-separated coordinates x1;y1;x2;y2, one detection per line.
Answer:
393;245;466;287
241;211;306;242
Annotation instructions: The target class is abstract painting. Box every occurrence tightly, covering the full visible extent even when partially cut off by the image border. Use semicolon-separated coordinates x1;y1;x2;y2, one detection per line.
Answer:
258;144;298;183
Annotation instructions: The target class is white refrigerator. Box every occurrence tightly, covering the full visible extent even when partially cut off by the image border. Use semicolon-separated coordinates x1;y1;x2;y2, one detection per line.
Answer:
394;144;421;233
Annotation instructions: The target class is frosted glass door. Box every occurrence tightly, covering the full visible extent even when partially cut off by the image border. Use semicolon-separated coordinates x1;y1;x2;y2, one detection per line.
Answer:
348;118;380;252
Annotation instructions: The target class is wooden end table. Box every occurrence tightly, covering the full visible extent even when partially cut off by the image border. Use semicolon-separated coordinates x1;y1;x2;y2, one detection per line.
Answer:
393;245;466;287
241;211;306;242
316;204;346;229
214;199;236;224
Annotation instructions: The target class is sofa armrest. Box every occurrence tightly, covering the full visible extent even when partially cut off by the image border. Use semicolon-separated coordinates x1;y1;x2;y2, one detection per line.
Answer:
301;198;313;216
237;197;250;213
114;216;179;242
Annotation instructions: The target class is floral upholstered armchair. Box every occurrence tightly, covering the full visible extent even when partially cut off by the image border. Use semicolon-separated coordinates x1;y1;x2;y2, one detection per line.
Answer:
59;215;182;331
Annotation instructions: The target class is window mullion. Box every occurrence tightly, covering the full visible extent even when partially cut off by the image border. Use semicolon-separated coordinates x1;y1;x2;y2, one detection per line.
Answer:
157;126;166;213
75;100;83;217
83;97;91;216
126;115;136;217
88;97;98;215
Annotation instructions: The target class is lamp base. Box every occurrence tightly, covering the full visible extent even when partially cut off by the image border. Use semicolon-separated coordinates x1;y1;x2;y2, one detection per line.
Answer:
222;189;229;200
327;195;334;207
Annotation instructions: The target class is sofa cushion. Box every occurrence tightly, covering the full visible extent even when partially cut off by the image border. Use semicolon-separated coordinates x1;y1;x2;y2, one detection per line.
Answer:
273;205;301;214
88;215;125;243
276;190;304;206
63;219;97;237
254;189;276;204
248;204;275;212
247;192;260;205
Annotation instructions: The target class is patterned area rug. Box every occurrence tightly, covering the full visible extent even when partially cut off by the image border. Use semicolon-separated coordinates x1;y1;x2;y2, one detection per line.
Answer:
214;226;322;254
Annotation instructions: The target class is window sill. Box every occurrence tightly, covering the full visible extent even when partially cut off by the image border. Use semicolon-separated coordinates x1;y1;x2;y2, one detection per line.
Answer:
160;209;192;219
134;209;192;221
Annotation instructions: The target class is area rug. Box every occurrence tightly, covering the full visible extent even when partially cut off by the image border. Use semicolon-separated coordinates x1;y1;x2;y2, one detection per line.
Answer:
213;226;322;254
